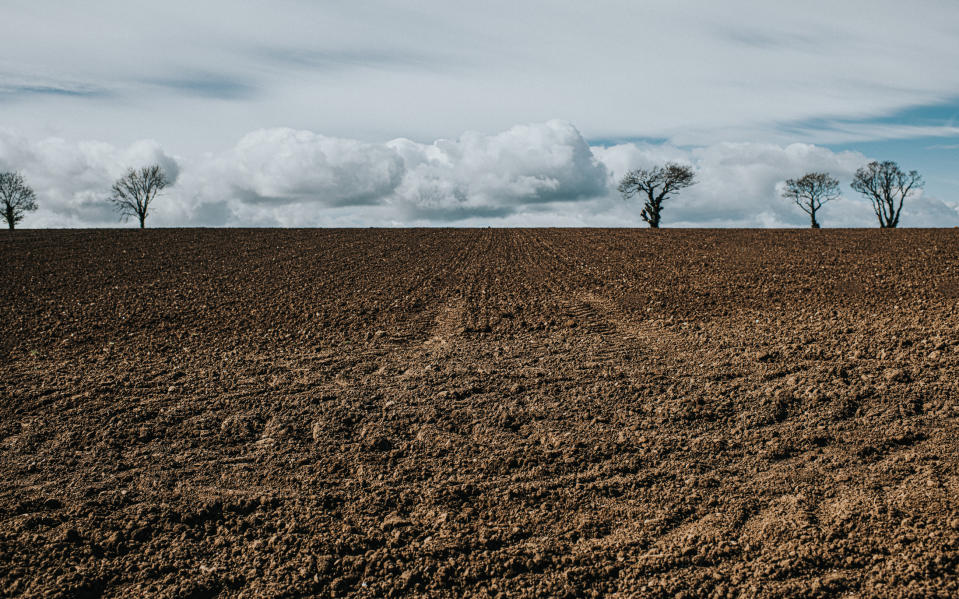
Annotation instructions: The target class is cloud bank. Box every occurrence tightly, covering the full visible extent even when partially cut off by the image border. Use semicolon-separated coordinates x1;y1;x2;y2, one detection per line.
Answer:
3;121;956;229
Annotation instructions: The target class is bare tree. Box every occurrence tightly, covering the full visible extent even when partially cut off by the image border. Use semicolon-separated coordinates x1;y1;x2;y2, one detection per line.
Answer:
850;161;923;229
0;171;38;230
781;172;840;229
617;163;696;228
110;165;169;228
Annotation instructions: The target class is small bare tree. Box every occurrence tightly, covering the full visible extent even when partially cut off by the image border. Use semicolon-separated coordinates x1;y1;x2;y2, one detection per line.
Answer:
0;171;38;230
850;161;923;228
617;163;696;228
781;172;840;228
110;165;169;228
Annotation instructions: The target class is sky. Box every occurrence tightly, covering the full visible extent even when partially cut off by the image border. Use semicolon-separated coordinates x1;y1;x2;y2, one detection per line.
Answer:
1;0;958;227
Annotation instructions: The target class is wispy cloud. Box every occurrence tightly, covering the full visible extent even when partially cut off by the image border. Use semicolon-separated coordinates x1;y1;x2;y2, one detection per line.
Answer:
255;47;448;72
784;122;959;145
145;74;258;100
3;1;959;149
0;75;110;100
721;27;829;52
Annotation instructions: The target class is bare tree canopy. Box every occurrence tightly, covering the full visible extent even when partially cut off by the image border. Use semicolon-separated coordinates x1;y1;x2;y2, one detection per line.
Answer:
850;161;923;229
781;172;840;229
617;163;696;228
0;171;38;230
110;165;170;228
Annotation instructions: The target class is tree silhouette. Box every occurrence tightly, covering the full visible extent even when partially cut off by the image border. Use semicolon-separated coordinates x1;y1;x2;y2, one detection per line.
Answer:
781;172;840;228
617;163;696;228
110;165;169;228
0;171;38;230
850;161;922;228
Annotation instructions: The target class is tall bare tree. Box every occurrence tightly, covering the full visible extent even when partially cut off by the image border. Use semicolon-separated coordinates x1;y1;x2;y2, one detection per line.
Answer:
0;171;38;230
781;172;840;229
110;165;169;228
850;161;923;229
617;163;696;228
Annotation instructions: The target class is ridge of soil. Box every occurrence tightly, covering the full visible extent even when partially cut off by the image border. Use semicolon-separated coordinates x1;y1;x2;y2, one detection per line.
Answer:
1;229;958;598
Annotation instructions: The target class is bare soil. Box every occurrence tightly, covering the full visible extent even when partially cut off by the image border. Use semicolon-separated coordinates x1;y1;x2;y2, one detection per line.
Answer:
1;229;958;598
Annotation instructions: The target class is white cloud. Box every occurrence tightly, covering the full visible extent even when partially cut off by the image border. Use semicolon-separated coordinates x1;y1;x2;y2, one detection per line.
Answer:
2;122;956;228
387;120;607;220
211;128;404;206
0;130;180;227
605;142;959;228
673;143;867;227
174;121;607;226
592;141;959;228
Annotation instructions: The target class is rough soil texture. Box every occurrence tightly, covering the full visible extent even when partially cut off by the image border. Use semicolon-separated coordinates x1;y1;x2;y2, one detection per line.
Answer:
2;229;958;598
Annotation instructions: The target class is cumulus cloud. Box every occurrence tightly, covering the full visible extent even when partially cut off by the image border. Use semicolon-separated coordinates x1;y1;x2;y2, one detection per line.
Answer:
387;120;608;220
591;141;959;228
178;120;607;225
670;142;867;227
0;130;180;227
2;121;957;228
210;128;404;207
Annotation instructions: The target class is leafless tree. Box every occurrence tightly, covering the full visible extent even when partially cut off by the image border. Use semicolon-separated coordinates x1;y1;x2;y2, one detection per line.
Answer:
850;161;923;229
110;165;169;228
617;163;696;228
0;171;38;230
781;172;840;229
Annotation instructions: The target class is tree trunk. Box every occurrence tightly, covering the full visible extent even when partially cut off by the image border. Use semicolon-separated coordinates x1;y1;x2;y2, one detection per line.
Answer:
139;216;145;229
811;211;819;229
881;202;899;228
647;201;661;228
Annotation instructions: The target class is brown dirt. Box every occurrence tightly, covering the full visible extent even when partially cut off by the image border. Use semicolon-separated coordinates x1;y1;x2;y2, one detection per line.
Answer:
1;228;958;598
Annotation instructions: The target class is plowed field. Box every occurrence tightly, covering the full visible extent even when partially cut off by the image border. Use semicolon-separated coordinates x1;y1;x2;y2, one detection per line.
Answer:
2;229;958;598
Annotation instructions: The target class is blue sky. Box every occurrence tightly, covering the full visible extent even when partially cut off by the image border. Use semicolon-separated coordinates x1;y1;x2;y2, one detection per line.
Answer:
823;101;959;204
1;0;958;227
